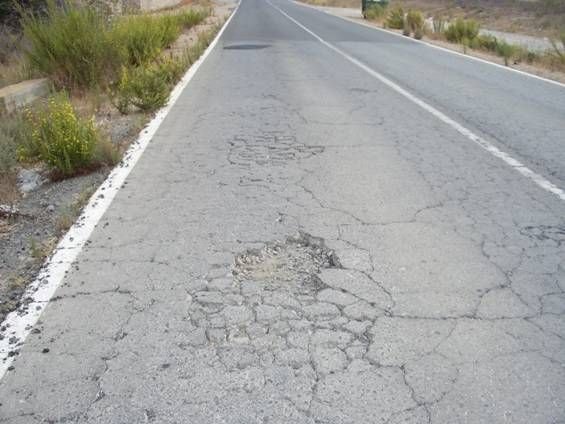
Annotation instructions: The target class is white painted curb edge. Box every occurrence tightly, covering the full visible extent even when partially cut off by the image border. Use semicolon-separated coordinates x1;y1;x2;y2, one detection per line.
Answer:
0;2;240;380
293;0;565;90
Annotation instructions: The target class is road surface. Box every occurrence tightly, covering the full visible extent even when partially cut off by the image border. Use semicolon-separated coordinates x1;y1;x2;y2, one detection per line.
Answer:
1;0;564;422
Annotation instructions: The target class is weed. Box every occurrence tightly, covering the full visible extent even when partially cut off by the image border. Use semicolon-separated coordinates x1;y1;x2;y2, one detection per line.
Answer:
472;34;498;51
56;184;96;233
364;4;387;21
28;236;56;260
495;40;518;65
0;171;20;208
113;64;169;113
21;0;115;89
20;1;209;90
174;8;210;30
111;14;180;67
18;93;101;176
386;7;404;30
445;18;480;43
405;9;424;38
0;111;29;175
548;32;565;66
432;16;446;35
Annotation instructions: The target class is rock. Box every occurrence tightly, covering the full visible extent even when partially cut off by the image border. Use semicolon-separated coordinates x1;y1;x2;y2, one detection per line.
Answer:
46;205;55;213
18;169;45;194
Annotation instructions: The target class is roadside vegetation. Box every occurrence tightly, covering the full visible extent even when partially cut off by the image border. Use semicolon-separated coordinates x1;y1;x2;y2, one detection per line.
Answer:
0;0;225;321
0;0;212;181
359;1;565;73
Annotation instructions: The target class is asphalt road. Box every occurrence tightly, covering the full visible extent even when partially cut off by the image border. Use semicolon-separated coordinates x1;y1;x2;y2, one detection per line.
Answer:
1;0;565;422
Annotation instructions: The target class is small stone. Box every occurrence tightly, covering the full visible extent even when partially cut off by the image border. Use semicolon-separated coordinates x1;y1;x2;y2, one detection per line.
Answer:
46;205;55;212
17;168;45;193
41;348;50;353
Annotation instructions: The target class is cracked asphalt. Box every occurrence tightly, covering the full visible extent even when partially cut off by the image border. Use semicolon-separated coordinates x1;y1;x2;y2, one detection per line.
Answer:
1;0;565;422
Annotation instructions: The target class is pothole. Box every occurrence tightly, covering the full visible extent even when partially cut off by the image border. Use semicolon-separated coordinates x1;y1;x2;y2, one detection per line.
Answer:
228;134;324;167
233;232;341;294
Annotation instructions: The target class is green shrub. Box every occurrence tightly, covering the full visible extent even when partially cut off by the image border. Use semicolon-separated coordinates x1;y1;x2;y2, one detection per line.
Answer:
113;64;170;113
432;16;446;34
18;94;100;175
110;9;209;67
157;56;186;85
405;9;424;37
386;7;404;29
21;0;115;89
472;34;497;51
174;8;209;29
21;1;210;90
445;18;480;43
364;4;387;21
495;40;517;66
111;15;180;67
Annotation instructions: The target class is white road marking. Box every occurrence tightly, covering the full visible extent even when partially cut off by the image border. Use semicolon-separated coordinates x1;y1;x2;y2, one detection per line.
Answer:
268;0;565;201
293;0;565;90
0;3;240;380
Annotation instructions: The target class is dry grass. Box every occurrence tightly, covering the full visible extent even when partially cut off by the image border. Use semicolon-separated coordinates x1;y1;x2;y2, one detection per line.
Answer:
388;0;565;38
300;0;360;8
55;184;97;234
0;171;20;208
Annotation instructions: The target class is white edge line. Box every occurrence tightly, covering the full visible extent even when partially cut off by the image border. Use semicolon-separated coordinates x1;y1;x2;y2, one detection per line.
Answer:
0;2;240;380
292;0;565;90
268;0;565;201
